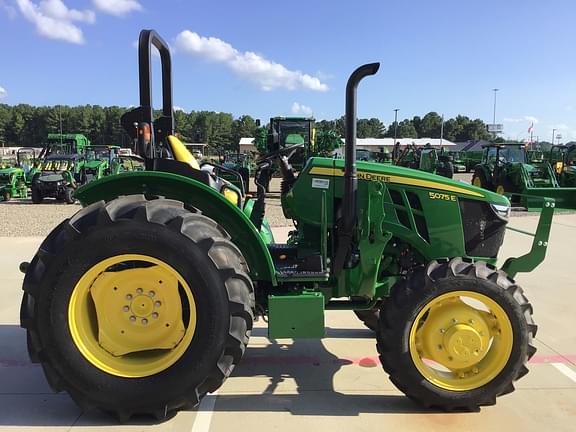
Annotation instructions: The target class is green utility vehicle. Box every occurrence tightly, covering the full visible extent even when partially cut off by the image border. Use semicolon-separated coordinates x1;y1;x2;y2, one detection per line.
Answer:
549;144;576;187
0;148;39;200
471;143;576;210
20;30;554;421
31;153;85;203
82;145;122;182
395;143;454;178
43;133;90;157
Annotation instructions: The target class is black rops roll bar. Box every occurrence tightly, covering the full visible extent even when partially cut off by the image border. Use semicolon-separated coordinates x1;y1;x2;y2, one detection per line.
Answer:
121;29;174;159
333;62;380;276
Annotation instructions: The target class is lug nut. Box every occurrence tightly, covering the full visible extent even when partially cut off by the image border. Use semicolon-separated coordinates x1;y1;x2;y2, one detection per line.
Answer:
151;312;159;319
440;328;446;333
122;305;129;312
126;294;133;300
473;367;479;374
468;319;474;324
451;318;457;323
142;318;148;325
129;316;136;322
136;288;143;294
154;300;162;307
149;290;155;297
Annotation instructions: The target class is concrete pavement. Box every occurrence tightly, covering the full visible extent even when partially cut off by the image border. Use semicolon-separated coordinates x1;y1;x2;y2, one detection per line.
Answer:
0;215;575;431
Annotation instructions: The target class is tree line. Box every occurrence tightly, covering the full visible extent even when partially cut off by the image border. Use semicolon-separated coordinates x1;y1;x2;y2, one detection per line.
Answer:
0;104;494;153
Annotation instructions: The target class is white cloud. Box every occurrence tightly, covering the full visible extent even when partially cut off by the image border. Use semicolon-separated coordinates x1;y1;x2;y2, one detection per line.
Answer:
92;0;141;16
16;0;95;44
503;115;539;124
174;30;328;92
0;86;7;100
174;106;185;112
291;102;313;116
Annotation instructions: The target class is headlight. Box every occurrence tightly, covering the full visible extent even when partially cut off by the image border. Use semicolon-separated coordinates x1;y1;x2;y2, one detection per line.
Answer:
222;187;241;206
490;203;510;221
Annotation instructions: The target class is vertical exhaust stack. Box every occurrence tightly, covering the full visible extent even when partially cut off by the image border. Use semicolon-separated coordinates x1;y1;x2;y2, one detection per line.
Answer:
334;62;380;275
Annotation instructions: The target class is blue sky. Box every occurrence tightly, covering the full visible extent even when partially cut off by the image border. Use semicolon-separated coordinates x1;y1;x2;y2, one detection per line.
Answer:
0;0;575;142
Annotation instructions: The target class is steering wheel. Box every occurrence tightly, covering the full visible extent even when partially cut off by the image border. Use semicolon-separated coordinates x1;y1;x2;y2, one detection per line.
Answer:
256;143;305;165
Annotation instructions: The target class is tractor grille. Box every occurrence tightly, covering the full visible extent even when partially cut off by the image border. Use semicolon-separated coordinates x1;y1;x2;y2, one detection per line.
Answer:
459;199;506;258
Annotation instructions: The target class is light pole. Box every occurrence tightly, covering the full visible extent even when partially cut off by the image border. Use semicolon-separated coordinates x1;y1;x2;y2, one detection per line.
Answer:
393;108;399;143
552;128;556;145
492;88;499;139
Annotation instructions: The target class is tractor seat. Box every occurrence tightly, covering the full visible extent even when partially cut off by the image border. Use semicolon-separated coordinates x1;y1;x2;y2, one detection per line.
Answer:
167;135;200;170
154;135;241;207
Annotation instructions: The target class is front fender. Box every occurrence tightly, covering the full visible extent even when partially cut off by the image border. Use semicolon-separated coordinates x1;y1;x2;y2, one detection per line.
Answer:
75;171;277;285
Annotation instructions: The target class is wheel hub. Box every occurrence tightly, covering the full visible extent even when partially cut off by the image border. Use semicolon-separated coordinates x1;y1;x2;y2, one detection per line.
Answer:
89;265;186;356
443;324;485;368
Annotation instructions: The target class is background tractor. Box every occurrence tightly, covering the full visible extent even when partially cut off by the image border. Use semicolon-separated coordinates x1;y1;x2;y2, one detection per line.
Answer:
82;145;122;182
0;148;39;201
20;29;554;421
394;142;454;178
549;144;576;187
471;143;576;210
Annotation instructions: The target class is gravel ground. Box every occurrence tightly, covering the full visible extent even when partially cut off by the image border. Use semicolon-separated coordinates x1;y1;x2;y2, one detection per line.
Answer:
2;172;544;237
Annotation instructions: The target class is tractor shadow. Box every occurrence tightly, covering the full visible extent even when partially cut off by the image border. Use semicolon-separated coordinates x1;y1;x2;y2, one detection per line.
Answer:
203;326;444;417
0;324;449;427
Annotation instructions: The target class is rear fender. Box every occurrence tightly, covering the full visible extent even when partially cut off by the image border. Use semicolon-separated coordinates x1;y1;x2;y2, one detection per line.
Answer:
75;171;277;284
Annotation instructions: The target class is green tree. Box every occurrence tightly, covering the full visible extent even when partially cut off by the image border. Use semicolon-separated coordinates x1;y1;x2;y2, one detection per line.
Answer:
314;129;342;156
420;112;443;138
231;115;257;151
397;119;418;138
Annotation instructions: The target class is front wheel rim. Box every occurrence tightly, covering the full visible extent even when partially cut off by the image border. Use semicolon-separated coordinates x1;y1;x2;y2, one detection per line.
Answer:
68;254;197;378
409;290;513;391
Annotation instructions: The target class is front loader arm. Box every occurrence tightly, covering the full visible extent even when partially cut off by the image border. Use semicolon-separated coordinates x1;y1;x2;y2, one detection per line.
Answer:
501;197;555;278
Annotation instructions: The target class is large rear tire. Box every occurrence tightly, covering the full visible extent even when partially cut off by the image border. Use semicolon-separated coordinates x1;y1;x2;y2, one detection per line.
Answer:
20;195;254;420
377;258;537;410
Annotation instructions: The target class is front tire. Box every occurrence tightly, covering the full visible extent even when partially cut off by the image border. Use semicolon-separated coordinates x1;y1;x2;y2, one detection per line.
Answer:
377;258;537;410
64;187;75;204
31;186;42;204
20;195;254;420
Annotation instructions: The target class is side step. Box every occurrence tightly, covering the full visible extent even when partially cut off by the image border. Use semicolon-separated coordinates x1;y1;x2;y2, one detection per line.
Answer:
268;243;329;282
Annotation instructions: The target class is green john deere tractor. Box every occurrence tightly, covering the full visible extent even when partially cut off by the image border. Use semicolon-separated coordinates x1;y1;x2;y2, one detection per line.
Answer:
0;165;27;201
394;143;454;178
449;151;467;173
549;144;576;187
471;143;576;210
20;30;554;421
82;145;122;182
0;148;38;201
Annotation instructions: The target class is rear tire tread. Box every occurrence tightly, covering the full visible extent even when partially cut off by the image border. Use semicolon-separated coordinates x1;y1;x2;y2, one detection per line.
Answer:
20;195;254;420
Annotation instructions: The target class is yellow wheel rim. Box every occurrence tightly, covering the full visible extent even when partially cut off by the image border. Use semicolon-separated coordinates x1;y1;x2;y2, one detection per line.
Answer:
68;254;196;378
472;177;482;187
409;290;513;391
496;185;505;195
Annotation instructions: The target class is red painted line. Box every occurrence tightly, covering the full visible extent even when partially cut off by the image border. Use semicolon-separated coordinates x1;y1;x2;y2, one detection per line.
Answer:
1;354;575;369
